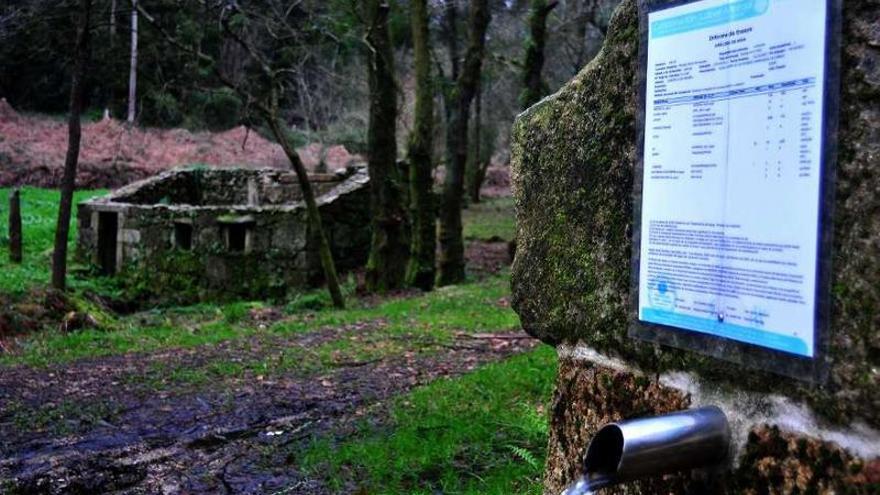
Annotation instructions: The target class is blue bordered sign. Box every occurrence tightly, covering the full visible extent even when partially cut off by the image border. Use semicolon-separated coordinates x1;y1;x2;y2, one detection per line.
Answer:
630;0;840;381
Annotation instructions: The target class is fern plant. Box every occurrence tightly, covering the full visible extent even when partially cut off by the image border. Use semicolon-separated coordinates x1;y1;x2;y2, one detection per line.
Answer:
508;444;542;471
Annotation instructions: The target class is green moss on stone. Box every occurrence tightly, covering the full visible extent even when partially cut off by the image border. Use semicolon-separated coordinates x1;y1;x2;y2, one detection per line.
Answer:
510;0;880;426
119;250;203;305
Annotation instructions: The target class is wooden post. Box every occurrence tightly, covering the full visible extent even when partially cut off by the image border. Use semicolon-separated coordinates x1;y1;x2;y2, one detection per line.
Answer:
9;189;22;263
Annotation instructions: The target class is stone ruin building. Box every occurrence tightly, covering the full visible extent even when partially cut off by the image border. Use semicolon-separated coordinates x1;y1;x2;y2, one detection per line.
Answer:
76;166;371;300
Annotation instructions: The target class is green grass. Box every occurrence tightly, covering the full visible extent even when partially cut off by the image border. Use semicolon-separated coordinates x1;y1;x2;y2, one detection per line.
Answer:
463;197;516;242
273;275;517;335
0;186;518;368
1;274;519;367
0;187;548;494
0;187;106;294
299;346;555;495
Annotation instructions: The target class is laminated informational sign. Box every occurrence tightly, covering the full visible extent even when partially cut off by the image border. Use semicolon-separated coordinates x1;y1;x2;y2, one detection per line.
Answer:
630;0;841;380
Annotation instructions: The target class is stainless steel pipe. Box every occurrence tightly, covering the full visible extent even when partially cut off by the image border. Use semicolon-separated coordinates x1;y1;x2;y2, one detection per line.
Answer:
561;406;730;494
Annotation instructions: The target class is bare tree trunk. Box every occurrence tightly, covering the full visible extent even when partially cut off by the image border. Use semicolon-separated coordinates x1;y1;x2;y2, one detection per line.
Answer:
472;159;492;205
444;0;460;81
441;0;459;130
9;189;22;264
572;0;589;73
405;0;436;291
52;0;93;291
467;77;483;204
437;0;491;286
470;79;496;204
316;143;328;174
104;0;116;119
520;0;558;109
264;113;345;308
127;0;138;124
364;0;408;293
110;0;116;39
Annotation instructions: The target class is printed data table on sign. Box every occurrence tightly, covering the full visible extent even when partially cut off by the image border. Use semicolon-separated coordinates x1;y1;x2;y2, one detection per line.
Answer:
638;0;828;357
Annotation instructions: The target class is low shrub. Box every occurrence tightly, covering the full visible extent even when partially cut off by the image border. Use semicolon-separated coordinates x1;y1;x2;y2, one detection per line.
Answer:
200;88;242;131
141;90;184;128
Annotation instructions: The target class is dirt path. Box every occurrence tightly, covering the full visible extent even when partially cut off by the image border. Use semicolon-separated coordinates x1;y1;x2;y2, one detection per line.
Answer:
0;321;536;494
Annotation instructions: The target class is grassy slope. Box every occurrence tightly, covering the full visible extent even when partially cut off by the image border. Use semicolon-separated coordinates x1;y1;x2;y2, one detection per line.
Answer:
463;197;516;241
0;187;106;294
1;274;519;367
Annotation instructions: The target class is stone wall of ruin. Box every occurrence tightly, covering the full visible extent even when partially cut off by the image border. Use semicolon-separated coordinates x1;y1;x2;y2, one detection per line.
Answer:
76;168;371;302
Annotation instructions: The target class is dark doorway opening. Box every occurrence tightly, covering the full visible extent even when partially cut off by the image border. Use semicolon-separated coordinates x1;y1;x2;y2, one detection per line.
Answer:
98;212;118;275
175;222;193;250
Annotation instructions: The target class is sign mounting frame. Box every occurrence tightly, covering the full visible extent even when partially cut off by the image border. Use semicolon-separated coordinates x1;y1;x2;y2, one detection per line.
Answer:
629;0;842;382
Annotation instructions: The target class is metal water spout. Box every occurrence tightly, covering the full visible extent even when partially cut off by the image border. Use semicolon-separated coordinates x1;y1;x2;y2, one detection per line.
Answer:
561;406;730;494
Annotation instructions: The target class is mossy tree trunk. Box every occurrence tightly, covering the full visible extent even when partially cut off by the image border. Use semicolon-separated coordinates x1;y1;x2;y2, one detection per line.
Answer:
9;188;22;264
364;0;409;293
51;0;92;291
405;0;437;291
520;0;558;109
437;0;491;286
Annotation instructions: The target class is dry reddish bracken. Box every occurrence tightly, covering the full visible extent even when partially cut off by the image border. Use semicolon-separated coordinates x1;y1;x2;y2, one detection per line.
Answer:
0;99;362;189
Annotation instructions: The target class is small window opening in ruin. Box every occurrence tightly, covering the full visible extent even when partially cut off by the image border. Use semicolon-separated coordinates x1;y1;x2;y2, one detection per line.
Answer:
174;222;193;251
227;224;248;252
219;215;254;253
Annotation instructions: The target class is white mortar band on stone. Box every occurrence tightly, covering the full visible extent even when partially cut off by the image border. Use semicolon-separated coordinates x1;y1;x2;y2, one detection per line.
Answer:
557;343;880;462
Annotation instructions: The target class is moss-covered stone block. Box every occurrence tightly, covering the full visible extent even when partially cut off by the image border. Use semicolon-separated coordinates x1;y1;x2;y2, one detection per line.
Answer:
511;0;880;491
